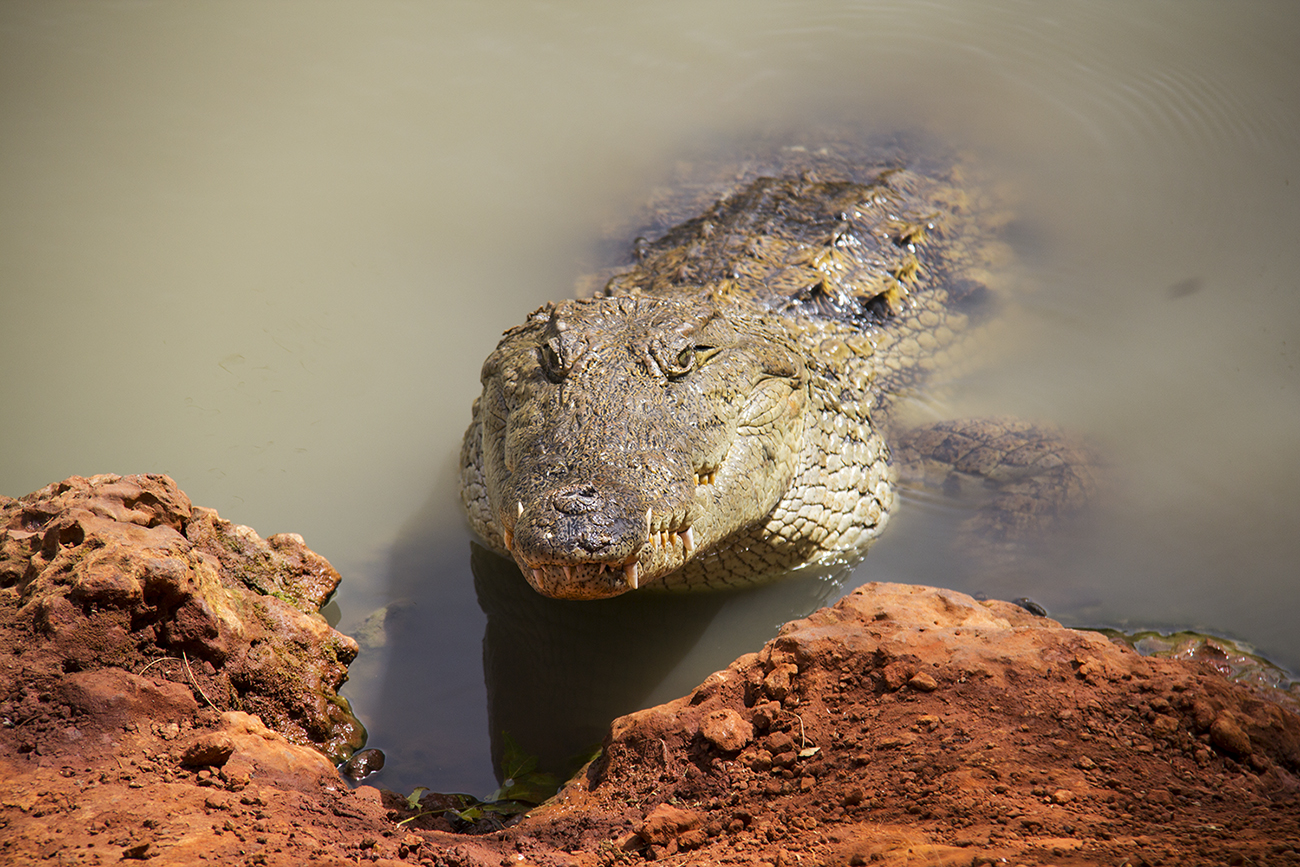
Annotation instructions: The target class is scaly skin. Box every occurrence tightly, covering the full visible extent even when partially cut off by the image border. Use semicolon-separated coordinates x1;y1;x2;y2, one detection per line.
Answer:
461;142;1025;599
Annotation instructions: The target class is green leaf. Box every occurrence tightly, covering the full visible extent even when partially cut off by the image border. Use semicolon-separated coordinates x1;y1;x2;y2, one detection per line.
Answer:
479;799;534;817
498;732;538;780
405;787;429;810
501;772;563;805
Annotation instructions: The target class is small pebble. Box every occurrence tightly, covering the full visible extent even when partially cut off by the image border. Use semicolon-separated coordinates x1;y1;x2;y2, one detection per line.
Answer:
340;749;386;781
909;672;939;692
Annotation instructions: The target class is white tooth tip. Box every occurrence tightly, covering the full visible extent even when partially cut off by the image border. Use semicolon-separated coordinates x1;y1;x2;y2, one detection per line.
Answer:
624;562;639;590
562;564;573;582
680;526;695;554
531;568;543;585
517;501;524;517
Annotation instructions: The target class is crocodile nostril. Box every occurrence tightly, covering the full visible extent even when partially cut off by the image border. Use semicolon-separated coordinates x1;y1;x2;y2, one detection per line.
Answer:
550;484;603;516
576;532;615;554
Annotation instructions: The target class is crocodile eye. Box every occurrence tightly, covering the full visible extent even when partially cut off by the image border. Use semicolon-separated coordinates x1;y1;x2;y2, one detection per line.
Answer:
657;343;716;380
658;345;695;379
538;339;565;382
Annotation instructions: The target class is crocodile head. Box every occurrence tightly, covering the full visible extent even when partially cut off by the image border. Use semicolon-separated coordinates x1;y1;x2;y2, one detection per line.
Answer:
474;294;809;599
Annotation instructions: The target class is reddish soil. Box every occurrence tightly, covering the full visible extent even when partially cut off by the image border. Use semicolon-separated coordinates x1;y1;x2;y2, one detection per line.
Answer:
4;476;1300;866
516;586;1300;867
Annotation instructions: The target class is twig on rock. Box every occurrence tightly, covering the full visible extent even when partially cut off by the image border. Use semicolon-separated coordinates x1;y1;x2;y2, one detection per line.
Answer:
182;651;217;710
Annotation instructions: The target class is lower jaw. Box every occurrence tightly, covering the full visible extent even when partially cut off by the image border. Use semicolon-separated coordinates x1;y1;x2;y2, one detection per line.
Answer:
525;559;642;592
508;524;701;597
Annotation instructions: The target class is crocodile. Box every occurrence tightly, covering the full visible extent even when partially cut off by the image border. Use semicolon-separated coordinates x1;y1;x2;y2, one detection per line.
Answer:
460;138;1093;600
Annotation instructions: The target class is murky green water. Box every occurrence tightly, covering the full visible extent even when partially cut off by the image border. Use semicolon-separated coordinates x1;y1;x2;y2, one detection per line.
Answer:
2;1;1297;797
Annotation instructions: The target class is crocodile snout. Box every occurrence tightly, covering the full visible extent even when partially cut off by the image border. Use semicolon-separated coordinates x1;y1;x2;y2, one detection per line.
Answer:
550;483;603;516
513;483;644;567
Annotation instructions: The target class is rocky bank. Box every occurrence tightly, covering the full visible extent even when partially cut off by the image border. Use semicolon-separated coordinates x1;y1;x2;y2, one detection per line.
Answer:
2;475;1299;866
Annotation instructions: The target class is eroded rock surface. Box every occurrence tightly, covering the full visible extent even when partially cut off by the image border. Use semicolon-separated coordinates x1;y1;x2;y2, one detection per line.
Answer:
510;583;1300;866
0;473;362;758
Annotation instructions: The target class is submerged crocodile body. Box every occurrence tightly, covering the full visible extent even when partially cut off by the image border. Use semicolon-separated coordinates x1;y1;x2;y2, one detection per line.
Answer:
461;139;1086;599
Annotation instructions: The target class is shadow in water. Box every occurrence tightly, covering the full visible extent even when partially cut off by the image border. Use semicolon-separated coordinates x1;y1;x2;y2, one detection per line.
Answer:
472;543;726;780
472;542;851;783
357;479;850;797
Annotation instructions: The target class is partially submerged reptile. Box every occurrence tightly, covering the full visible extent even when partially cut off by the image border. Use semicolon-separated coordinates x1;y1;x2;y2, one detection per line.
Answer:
460;138;1093;599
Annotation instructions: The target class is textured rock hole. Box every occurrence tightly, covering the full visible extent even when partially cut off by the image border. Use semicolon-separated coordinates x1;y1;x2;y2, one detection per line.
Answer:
59;523;86;548
20;508;55;533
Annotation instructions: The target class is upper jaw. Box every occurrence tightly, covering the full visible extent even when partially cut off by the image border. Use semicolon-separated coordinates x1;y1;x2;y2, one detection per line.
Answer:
499;493;703;599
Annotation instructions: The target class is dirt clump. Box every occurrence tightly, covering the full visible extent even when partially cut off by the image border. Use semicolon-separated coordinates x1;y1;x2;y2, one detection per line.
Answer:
508;583;1300;867
0;473;363;759
3;475;1300;866
0;474;384;865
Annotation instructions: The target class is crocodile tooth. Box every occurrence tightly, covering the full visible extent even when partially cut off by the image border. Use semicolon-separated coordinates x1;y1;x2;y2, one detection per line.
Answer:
680;526;695;555
646;507;653;534
517;501;524;518
624;562;639;590
532;568;543;585
563;565;573;582
502;527;513;551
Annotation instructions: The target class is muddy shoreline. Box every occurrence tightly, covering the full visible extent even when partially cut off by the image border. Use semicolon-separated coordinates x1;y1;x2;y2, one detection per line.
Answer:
3;475;1299;866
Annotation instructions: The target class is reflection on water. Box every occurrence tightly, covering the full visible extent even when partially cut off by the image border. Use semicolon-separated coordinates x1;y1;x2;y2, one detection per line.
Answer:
474;544;848;783
363;482;847;797
1;0;1297;797
473;543;730;781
